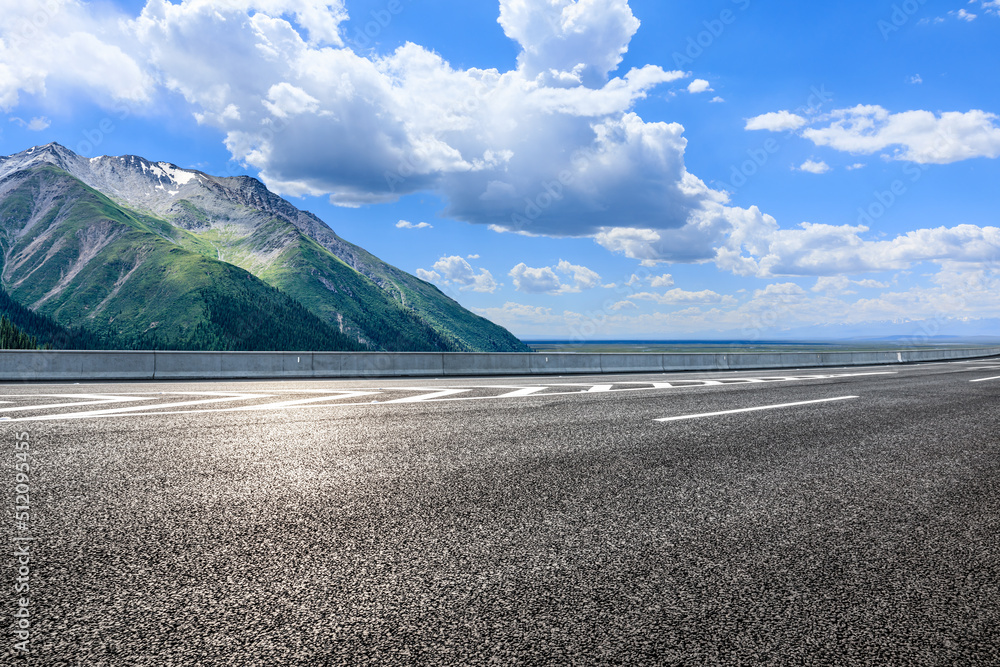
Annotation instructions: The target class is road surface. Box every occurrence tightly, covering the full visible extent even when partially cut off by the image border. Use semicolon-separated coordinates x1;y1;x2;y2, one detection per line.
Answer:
2;359;999;664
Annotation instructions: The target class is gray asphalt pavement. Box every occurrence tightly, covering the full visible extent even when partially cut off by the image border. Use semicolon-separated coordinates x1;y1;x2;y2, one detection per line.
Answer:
2;359;999;665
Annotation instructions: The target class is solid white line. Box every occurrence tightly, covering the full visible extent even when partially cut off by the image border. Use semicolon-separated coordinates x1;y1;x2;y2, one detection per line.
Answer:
655;396;859;423
971;376;1000;383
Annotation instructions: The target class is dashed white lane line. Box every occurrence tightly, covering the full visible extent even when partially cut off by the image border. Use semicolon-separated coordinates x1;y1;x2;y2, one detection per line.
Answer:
656;396;859;423
971;376;1000;383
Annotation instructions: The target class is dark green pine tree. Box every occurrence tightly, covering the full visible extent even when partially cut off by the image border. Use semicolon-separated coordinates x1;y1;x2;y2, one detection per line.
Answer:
0;315;39;350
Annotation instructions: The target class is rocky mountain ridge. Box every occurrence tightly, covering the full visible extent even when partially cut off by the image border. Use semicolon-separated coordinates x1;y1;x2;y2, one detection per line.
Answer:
0;143;527;352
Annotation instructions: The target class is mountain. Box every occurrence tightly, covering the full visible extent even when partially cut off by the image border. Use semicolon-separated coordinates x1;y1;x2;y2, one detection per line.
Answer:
0;144;528;352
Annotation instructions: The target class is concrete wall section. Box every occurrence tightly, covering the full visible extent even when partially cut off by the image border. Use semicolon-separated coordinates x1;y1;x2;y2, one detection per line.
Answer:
0;350;155;382
0;347;998;382
442;354;531;376
530;354;602;375
600;354;665;374
333;353;445;378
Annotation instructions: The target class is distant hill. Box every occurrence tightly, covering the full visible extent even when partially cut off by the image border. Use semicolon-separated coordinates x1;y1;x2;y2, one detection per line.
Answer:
0;144;529;352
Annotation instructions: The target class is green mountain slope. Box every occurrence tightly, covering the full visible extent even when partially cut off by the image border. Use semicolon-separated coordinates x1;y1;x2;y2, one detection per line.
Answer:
161;176;530;352
0;143;529;352
0;165;362;351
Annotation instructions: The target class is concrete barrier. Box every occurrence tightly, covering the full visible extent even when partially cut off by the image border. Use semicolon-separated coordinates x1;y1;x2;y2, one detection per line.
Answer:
600;354;664;374
334;352;444;378
530;353;602;375
443;353;532;376
0;347;998;382
0;350;155;382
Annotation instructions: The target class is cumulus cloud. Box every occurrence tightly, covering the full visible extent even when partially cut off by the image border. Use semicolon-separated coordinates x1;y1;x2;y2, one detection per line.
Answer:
687;79;712;94
745;110;808;132
799;159;830;174
497;0;640;87
1;0;730;256
509;259;602;294
477;266;1000;339
650;273;675;288
417;256;498;293
0;0;153;111
755;105;1000;164
396;220;433;229
719;222;1000;278
7;1;998;283
632;288;736;306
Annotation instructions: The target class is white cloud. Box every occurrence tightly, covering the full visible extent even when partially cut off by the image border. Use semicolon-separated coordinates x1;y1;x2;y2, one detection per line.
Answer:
480;266;1000;338
687;79;712;94
8;116;50;131
396;220;433;229
855;279;890;289
909;74;923;85
7;0;998;287
650;273;675;288
745;110;808;132
950;8;977;21
797;106;1000;164
497;0;641;87
709;96;725;104
418;256;498;293
473;301;578;330
0;0;153;111
509;259;602;294
632;288;735;306
811;276;889;293
720;222;1000;278
799;159;830;174
0;0;724;252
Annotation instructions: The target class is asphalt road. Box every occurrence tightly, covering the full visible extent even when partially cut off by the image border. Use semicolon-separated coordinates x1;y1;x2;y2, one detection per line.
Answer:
2;359;999;665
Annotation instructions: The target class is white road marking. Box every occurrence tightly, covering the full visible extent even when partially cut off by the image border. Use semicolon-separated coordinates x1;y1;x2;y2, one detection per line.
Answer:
971;376;1000;383
385;388;471;403
496;387;550;398
229;391;381;410
655;396;859;423
1;372;893;421
14;393;270;421
0;394;155;413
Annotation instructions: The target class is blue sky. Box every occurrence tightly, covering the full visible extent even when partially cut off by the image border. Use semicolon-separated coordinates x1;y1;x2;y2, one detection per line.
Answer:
3;0;999;339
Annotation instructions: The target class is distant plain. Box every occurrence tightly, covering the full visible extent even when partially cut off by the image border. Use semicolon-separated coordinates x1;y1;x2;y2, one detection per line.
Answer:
526;339;1000;354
